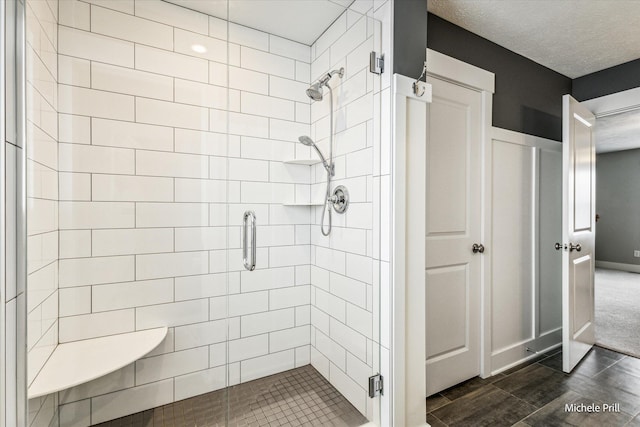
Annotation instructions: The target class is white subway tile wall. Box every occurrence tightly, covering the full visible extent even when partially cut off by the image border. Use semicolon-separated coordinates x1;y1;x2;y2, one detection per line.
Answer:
26;1;60;426
307;2;390;422
21;0;392;425
53;0;317;424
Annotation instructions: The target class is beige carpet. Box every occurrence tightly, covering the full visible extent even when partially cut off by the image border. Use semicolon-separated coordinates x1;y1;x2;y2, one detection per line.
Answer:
595;268;640;358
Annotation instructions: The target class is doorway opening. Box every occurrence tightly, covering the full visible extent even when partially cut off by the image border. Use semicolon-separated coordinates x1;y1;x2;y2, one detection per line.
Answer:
593;107;640;358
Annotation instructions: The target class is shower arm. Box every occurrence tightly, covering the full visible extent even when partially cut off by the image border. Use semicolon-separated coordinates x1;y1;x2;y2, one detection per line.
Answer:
322;68;344;84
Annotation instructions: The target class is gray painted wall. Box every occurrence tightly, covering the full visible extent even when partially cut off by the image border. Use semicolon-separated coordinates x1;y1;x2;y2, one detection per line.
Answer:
596;149;640;265
427;13;572;142
424;13;640;140
393;0;428;78
573;58;640;101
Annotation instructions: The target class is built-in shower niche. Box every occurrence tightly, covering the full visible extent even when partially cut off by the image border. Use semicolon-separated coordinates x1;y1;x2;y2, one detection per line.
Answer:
26;0;383;425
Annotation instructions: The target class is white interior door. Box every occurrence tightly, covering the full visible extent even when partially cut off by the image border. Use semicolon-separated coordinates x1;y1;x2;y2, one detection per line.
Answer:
561;94;596;372
425;76;482;395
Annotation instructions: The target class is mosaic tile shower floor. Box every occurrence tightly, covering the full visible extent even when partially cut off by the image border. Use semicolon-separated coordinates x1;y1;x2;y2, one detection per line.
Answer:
92;365;368;427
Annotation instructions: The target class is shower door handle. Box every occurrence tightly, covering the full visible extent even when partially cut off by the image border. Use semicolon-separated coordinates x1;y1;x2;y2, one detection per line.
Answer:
243;211;256;271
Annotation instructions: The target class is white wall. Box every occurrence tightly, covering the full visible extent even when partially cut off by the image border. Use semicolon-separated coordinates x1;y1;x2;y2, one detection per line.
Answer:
489;127;562;373
25;0;59;426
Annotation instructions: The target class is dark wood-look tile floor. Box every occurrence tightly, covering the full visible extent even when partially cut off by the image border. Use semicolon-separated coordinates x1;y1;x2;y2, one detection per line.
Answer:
92;365;368;427
427;346;640;427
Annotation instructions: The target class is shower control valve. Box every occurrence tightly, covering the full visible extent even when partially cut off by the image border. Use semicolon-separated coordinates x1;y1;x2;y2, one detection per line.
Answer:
330;185;349;214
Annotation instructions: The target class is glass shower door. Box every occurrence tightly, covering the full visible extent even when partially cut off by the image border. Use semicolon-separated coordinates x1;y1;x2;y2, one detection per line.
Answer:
223;0;386;426
21;0;387;425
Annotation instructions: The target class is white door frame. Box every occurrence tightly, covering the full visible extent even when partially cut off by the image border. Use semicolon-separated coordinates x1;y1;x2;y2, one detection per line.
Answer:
392;73;432;427
391;49;494;427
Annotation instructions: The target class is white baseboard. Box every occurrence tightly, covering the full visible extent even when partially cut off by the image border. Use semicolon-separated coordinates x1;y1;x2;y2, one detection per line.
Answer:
595;260;640;273
489;329;562;376
491;342;562;377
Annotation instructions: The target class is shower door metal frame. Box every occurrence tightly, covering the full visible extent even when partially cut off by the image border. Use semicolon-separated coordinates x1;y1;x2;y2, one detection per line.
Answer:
16;0;29;425
0;0;7;422
1;0;29;425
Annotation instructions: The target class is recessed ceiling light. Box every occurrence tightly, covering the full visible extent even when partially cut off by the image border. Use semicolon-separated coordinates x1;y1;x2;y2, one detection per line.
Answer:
191;44;207;53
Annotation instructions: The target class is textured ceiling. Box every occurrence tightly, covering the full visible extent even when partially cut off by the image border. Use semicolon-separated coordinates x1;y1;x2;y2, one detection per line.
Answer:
428;0;640;78
596;109;640;153
164;0;356;45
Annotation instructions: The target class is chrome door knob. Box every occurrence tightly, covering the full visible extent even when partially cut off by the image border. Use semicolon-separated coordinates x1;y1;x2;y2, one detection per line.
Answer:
472;243;485;254
556;242;581;252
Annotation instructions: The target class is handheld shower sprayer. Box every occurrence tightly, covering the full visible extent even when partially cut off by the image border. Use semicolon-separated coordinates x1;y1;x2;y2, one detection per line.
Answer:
298;136;333;176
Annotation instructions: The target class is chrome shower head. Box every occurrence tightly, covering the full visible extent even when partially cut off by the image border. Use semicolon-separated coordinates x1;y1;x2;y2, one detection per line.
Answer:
297;136;334;176
306;83;324;101
305;67;345;101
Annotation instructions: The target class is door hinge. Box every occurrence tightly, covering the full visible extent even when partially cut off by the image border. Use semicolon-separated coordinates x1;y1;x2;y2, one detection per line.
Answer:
370;51;384;75
368;374;383;397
